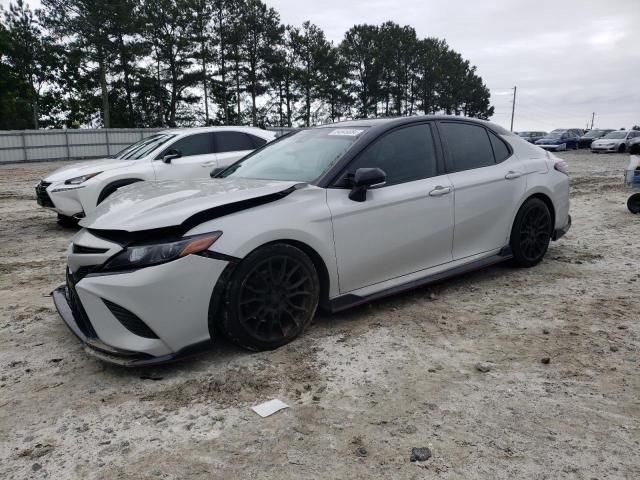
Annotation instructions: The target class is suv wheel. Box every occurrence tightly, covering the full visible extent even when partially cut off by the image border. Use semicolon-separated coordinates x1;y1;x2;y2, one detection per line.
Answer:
618;144;626;153
510;198;552;267
219;243;320;351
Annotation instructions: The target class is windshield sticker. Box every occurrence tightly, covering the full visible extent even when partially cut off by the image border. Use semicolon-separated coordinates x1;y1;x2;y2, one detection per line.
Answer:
328;129;364;137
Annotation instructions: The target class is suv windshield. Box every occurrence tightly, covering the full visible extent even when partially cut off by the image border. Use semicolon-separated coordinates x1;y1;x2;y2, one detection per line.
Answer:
603;131;626;139
219;127;368;182
114;134;176;160
584;130;607;138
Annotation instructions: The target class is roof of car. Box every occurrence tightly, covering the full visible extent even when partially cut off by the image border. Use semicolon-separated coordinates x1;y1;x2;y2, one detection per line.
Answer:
163;126;274;136
315;115;511;134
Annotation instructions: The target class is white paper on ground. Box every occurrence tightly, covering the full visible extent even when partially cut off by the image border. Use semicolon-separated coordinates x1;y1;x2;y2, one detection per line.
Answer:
251;399;289;418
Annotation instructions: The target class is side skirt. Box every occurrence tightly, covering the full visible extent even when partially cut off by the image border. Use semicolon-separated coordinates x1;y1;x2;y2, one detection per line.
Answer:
328;249;513;313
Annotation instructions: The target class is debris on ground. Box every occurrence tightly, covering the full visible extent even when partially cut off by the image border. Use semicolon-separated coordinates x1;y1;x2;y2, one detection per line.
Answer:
251;399;289;417
410;447;432;462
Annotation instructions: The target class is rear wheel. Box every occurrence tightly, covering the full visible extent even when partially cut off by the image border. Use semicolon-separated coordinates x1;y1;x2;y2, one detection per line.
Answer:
219;244;320;351
628;193;640;214
618;144;626;153
510;198;553;267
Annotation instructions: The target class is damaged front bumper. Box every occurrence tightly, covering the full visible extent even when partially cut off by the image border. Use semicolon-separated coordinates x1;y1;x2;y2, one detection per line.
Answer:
52;285;210;367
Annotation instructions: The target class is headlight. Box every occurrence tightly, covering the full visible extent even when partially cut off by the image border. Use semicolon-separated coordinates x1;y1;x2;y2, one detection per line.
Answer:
64;172;103;185
103;232;222;271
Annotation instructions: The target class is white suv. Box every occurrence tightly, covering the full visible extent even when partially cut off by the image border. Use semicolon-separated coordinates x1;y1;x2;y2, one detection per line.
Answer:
53;116;571;366
35;126;276;225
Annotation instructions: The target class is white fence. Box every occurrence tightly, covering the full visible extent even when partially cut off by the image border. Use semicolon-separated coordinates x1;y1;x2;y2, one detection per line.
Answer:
0;127;297;164
0;128;164;164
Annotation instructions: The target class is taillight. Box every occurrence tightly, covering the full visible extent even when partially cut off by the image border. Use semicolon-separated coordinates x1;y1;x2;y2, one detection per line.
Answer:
554;160;569;175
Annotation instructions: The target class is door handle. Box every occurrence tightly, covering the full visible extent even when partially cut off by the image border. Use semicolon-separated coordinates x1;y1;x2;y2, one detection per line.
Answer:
429;186;452;197
505;171;522;179
202;161;217;167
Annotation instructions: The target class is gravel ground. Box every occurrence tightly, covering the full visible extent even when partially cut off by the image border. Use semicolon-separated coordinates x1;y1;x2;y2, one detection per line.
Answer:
1;151;639;479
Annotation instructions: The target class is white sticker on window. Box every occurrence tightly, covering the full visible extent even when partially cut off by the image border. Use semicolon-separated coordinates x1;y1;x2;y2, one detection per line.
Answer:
328;129;364;136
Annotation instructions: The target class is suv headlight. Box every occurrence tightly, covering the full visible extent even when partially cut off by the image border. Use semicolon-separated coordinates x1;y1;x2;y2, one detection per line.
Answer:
64;172;103;185
103;232;222;271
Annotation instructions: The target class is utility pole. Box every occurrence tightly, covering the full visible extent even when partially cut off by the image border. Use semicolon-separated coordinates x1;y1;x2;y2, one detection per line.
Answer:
590;112;595;130
510;86;517;132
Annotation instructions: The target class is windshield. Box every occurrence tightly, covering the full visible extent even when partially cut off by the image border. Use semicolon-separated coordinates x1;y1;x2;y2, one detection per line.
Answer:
603;131;626;139
114;134;176;160
584;130;607;138
518;132;531;137
219;127;368;182
548;133;563;139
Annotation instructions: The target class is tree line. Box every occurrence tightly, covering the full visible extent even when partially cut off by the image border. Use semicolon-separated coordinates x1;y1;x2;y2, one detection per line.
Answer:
0;0;494;130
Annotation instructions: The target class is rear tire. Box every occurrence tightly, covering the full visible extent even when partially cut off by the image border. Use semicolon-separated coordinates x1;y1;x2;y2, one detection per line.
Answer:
628;193;640;214
219;243;320;351
618;144;626;153
510;198;553;267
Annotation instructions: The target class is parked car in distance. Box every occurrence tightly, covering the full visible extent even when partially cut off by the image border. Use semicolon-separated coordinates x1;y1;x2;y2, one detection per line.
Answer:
517;131;547;143
551;128;585;137
53;116;571;366
535;131;580;151
35;126;276;225
591;130;640;153
578;129;614;148
628;135;640;154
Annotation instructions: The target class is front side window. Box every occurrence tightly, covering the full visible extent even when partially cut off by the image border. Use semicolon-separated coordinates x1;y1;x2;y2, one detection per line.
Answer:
220;128;367;183
346;124;437;185
161;133;213;158
440;122;495;172
214;131;256;153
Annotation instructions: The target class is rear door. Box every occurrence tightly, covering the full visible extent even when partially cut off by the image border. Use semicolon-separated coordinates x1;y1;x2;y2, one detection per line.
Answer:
438;121;526;260
153;132;217;181
213;131;260;168
326;123;454;293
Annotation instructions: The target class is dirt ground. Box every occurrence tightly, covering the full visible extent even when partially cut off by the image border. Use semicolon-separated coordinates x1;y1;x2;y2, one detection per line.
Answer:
0;151;638;480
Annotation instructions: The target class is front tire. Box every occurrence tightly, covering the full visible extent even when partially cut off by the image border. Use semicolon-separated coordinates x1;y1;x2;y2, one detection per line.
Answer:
57;214;78;228
618;144;626;153
219;243;320;351
628;193;640;214
510;198;553;267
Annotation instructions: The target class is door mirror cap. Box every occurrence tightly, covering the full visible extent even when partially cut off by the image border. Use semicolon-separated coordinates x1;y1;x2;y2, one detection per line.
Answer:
162;149;181;163
349;167;386;202
210;166;224;178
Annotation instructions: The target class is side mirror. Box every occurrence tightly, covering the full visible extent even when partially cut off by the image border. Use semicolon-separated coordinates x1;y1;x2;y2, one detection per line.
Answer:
210;166;224;178
348;167;386;202
162;149;181;163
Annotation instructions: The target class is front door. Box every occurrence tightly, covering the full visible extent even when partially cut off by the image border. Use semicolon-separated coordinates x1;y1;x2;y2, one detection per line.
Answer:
153;132;217;181
326;123;455;293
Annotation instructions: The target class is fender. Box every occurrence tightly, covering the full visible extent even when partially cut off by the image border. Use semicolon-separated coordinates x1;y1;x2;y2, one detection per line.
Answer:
97;178;144;205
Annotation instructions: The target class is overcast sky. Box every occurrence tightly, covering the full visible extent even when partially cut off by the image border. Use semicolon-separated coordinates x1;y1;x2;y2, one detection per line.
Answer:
4;0;639;131
265;0;640;131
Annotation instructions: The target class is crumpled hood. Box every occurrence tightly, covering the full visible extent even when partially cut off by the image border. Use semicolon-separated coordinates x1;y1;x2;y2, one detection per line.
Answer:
80;177;302;232
44;158;137;183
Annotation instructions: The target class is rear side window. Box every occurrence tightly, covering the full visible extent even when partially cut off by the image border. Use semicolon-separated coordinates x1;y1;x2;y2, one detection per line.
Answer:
348;124;437;185
214;132;256;153
489;131;511;162
440;122;494;172
248;134;268;148
161;133;213;158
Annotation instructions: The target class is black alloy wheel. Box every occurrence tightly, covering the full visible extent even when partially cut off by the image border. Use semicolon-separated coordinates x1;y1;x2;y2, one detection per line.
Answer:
510;198;553;267
219;243;320;351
